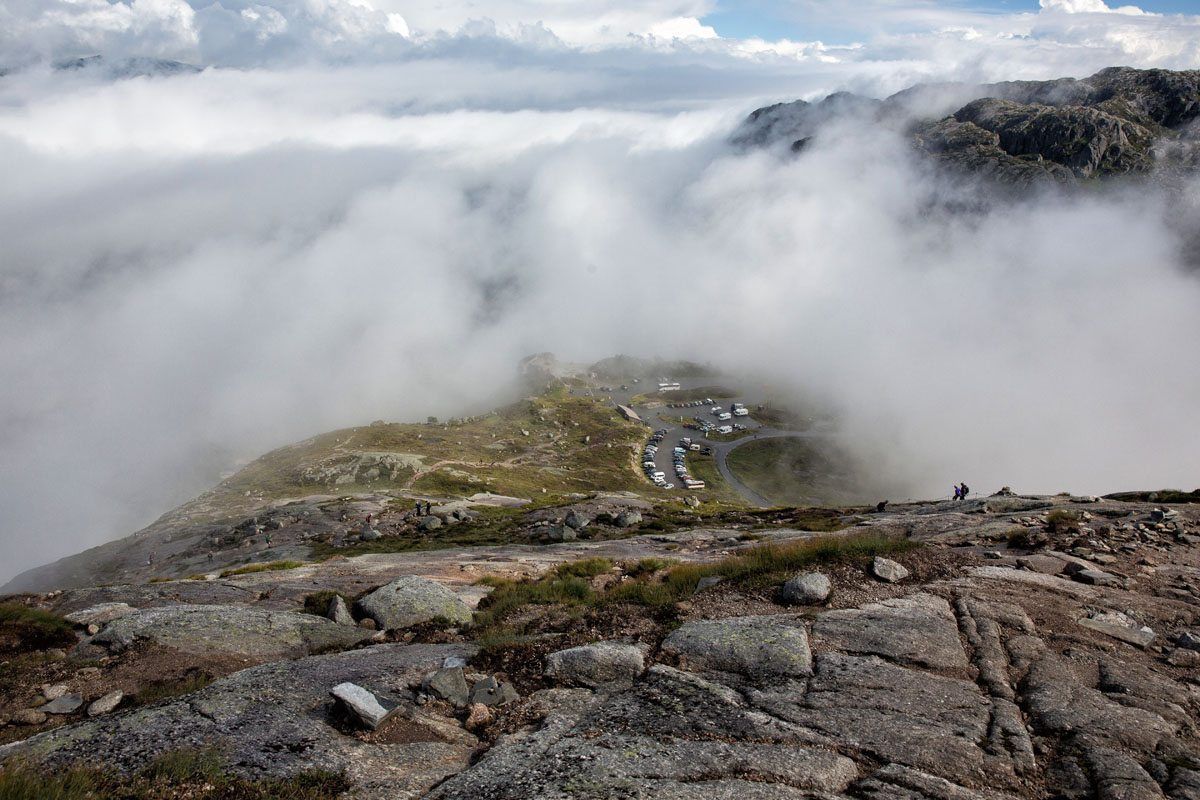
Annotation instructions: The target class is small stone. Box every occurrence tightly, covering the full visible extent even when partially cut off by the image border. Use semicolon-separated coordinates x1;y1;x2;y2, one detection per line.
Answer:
419;516;443;532
11;709;47;726
1167;648;1200;667
614;511;643;527
983;551;1003;560
564;510;590;530
695;576;723;592
42;694;83;714
42;684;69;701
1074;569;1119;586
330;682;394;729
1078;611;1155;648
326;595;355;626
464;702;494;731
358;618;378;630
86;623;100;635
1176;631;1200;652
871;557;909;583
443;655;468;668
424;667;471;707
469;676;519;707
778;572;832;605
87;691;124;717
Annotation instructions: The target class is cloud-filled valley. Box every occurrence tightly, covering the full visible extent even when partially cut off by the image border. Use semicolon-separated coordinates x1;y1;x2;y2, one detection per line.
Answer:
1;0;1199;582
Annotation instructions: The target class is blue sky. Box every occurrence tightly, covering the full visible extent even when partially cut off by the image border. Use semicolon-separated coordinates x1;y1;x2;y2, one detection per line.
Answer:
702;0;1200;43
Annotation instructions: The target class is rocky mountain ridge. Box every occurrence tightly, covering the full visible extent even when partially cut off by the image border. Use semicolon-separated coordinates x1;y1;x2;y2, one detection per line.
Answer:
737;66;1200;184
0;490;1198;799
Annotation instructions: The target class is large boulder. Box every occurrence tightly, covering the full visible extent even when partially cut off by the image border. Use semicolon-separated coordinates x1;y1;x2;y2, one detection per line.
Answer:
356;576;472;630
544;642;645;689
89;604;373;660
661;615;811;681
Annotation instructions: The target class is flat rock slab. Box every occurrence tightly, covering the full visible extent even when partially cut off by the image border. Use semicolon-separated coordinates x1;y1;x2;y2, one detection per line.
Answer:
661;615;811;681
53;583;259;616
2;643;477;799
356;576;472;630
89;604;374;660
428;664;856;800
965;566;1095;597
812;593;970;673
64;603;137;626
783;653;993;787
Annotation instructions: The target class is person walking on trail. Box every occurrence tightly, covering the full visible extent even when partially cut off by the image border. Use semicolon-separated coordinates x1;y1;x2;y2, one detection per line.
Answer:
960;483;970;501
414;500;422;516
953;485;962;501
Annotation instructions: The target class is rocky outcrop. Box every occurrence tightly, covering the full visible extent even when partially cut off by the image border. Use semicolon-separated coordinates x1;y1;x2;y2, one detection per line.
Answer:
737;66;1200;184
2;643;477;797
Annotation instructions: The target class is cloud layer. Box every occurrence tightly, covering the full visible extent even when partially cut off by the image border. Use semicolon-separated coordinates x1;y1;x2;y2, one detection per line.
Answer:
1;1;1199;583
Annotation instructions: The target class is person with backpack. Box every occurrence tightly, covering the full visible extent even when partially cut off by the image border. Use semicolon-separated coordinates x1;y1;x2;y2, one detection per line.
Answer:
959;483;970;501
953;485;961;501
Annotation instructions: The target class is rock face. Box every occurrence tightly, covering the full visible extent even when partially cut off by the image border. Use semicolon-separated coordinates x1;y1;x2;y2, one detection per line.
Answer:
737;66;1200;185
544;642;646;689
89;604;373;659
778;571;831;605
356;576;472;630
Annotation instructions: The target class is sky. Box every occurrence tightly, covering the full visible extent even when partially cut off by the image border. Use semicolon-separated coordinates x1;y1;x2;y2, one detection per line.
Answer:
0;0;1199;586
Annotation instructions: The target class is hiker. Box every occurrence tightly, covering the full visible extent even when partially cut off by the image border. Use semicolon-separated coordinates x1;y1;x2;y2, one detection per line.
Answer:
875;500;888;513
953;485;961;501
414;500;422;516
960;483;970;501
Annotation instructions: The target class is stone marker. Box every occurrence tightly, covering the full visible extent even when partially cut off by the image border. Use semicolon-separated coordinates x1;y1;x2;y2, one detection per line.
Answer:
469;676;519;707
330;682;393;729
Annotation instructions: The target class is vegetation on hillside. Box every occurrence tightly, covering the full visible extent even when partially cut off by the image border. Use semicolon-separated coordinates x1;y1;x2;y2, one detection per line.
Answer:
473;532;915;639
0;604;75;654
0;748;349;799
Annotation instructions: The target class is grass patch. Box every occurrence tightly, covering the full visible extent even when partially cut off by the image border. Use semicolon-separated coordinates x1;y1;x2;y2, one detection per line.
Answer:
132;671;214;706
625;557;674;578
552;558;613;578
472;533;916;635
0;603;75;654
1045;509;1081;534
0;748;351;799
220;560;305;578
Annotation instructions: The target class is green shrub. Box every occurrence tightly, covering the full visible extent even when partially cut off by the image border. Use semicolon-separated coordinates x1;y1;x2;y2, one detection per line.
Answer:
1045;509;1080;534
0;748;351;799
0;603;75;654
625;557;674;578
220;560;305;578
301;590;352;617
552;558;613;578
